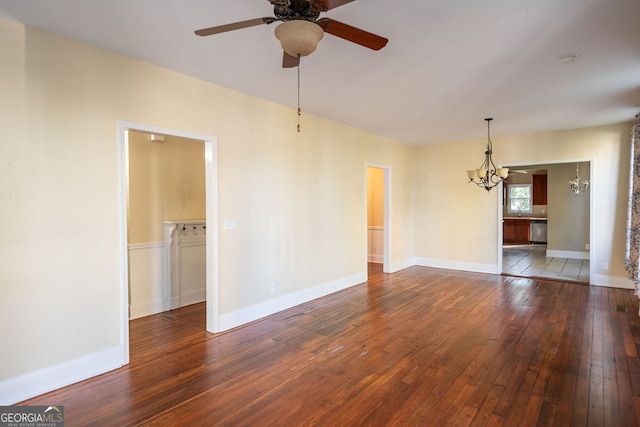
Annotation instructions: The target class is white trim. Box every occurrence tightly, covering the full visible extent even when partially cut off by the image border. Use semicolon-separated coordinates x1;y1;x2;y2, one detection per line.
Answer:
180;288;206;307
205;141;220;333
389;257;416;273
117;122;131;366
219;272;367;331
591;274;635;289
130;298;167;320
415;257;499;275
0;347;123;405
589;158;595;289
128;242;164;250
546;249;590;260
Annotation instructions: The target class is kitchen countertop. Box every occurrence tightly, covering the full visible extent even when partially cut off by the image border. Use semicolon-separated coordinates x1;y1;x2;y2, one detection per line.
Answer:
503;217;547;221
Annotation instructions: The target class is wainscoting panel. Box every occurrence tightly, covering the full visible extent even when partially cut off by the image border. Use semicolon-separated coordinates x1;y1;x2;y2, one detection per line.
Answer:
128;242;166;319
367;226;383;263
128;221;207;320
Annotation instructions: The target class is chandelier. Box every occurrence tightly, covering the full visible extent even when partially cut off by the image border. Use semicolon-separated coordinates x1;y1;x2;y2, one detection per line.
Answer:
466;118;509;192
569;162;589;195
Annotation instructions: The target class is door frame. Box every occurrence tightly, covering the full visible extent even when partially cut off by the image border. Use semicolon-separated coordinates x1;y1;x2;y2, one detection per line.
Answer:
366;164;391;273
497;158;593;283
117;120;219;364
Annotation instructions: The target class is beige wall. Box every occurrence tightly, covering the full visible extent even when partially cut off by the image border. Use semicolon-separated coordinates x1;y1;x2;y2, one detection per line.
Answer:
127;130;205;244
546;162;590;253
367;167;385;227
0;18;415;385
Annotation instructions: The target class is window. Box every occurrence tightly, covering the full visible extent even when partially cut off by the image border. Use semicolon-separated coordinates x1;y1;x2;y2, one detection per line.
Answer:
508;184;532;213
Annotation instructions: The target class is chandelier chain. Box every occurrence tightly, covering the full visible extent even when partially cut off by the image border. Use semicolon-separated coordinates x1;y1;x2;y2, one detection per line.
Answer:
297;55;301;132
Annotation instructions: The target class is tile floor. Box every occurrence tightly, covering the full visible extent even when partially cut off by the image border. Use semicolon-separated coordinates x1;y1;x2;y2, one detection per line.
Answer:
502;244;590;283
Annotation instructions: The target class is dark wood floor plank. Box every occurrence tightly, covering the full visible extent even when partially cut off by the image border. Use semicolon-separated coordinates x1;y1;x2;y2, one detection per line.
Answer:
17;264;640;426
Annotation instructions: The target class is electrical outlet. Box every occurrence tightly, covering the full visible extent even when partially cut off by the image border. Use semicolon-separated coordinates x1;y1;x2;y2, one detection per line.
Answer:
270;282;277;293
585;243;590;250
602;263;609;271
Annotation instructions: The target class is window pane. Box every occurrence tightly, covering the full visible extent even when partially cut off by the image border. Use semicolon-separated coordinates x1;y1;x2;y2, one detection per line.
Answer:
508;184;532;213
510;187;531;198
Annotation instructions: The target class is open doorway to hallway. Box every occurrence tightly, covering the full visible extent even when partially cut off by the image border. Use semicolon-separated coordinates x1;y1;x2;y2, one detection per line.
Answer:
127;130;207;320
118;121;219;364
366;165;390;275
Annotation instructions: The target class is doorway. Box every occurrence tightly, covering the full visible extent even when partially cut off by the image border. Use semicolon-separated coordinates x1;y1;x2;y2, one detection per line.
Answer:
498;160;592;283
117;121;219;365
366;165;390;275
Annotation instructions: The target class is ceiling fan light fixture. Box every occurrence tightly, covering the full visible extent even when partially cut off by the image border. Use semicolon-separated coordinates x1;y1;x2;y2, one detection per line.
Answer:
275;20;324;57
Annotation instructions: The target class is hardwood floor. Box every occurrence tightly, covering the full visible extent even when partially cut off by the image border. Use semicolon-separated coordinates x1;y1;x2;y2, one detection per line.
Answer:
20;264;640;426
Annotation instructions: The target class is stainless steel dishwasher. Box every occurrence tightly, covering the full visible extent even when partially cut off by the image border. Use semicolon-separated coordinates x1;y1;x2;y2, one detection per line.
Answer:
530;220;547;244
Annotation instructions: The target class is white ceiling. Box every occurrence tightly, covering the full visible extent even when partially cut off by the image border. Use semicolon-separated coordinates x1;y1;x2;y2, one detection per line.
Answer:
0;0;638;145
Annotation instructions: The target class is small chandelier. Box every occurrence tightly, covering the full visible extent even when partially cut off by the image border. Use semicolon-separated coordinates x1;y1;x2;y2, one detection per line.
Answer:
467;118;509;192
569;162;589;195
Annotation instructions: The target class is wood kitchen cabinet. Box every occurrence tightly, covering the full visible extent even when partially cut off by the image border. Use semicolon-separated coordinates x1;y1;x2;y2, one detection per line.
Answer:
533;174;547;205
503;219;530;244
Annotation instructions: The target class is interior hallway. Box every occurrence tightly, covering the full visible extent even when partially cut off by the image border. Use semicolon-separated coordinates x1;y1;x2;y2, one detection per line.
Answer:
503;244;590;283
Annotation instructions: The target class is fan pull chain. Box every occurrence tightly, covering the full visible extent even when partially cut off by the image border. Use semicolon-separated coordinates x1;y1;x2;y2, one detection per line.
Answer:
297;55;301;132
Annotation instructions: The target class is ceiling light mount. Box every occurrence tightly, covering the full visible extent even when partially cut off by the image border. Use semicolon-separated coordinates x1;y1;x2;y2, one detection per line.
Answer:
560;53;580;63
466;118;509;192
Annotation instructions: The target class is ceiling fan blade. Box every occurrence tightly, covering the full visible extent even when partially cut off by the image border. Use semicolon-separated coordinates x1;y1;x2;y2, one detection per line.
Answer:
317;18;388;50
315;0;356;10
282;52;300;68
194;17;276;36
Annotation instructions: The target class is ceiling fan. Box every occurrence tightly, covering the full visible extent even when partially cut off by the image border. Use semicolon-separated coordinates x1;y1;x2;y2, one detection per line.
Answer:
194;0;389;68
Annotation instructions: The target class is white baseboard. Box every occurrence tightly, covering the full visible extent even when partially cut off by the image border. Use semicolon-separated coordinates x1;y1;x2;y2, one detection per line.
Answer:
591;274;636;289
219;271;367;332
180;289;206;307
546;249;590;260
131;291;205;319
368;254;383;263
129;297;168;320
390;258;416;273
0;346;124;405
414;257;498;274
